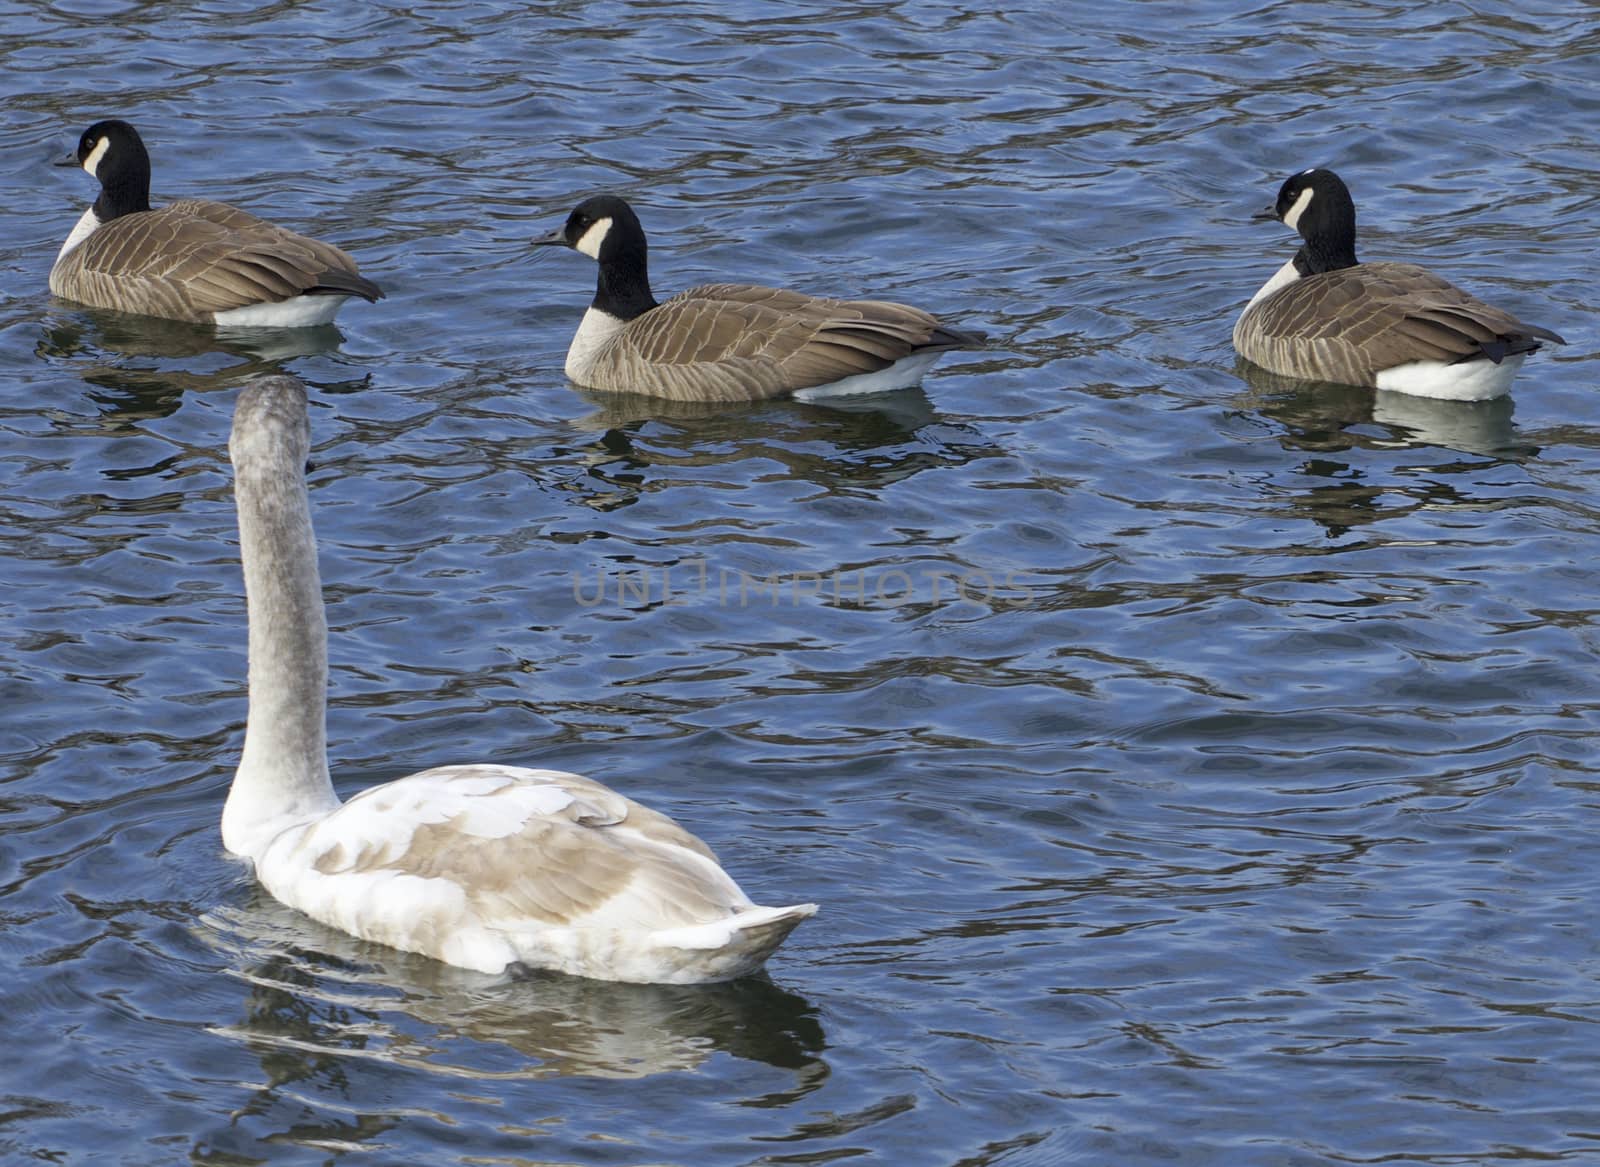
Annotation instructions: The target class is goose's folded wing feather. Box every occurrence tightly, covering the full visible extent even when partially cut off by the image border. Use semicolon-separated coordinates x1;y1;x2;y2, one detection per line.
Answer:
53;200;379;320
1239;262;1562;385
596;283;962;402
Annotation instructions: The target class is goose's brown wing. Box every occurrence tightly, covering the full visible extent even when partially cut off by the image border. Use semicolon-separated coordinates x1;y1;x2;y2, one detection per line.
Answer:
1235;262;1563;387
51;200;382;322
589;283;975;402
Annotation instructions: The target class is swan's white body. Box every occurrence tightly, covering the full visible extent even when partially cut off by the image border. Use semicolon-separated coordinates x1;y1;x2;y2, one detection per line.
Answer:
224;377;814;982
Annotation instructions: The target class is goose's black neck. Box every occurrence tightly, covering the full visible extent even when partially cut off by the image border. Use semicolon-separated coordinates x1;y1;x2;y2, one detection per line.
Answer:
1286;170;1360;275
1294;234;1359;276
595;262;656;320
84;121;152;221
594;247;658;321
95;174;151;221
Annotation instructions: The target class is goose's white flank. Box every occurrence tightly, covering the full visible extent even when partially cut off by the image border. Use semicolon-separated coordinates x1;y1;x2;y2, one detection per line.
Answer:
223;376;814;982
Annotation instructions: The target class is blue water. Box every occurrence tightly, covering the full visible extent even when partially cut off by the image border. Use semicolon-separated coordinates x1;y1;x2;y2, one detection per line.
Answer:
2;2;1597;1164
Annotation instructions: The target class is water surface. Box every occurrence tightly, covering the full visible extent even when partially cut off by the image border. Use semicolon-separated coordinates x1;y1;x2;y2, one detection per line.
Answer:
2;2;1598;1164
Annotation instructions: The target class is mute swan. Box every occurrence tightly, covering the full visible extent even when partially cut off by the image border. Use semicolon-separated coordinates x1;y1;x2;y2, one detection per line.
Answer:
222;376;814;982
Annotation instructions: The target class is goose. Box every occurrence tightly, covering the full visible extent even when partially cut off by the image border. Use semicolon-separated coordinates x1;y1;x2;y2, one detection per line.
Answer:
51;120;383;327
533;195;981;402
223;375;815;982
1233;167;1564;401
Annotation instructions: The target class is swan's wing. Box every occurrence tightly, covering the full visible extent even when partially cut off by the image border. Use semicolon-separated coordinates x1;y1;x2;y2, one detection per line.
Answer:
247;763;814;980
265;764;746;945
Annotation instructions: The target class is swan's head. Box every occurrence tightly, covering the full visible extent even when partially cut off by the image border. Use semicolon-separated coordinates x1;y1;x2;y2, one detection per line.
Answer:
230;376;311;481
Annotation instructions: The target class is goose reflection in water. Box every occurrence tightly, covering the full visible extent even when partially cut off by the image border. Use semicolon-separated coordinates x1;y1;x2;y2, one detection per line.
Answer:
1233;358;1532;461
38;308;355;431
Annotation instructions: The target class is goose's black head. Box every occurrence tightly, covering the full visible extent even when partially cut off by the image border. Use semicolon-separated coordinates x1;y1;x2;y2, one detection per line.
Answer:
68;119;153;219
1255;167;1358;274
536;195;643;259
534;195;657;319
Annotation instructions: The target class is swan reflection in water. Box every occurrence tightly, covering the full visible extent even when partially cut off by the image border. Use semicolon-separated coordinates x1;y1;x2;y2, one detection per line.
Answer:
198;896;826;1130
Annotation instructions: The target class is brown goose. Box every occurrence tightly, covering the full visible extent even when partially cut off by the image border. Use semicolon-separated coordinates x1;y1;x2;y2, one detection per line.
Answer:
1233;168;1564;400
534;195;980;402
51;120;383;327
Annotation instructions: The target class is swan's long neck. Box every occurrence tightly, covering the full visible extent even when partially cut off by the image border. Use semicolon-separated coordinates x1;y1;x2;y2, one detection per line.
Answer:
223;444;337;858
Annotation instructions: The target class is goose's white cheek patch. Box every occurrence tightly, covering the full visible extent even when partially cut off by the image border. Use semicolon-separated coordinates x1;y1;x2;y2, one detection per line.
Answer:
574;216;613;259
82;136;110;178
1282;186;1315;232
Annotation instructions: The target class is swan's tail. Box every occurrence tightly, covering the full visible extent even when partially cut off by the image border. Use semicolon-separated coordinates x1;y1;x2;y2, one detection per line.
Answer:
651;902;818;984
